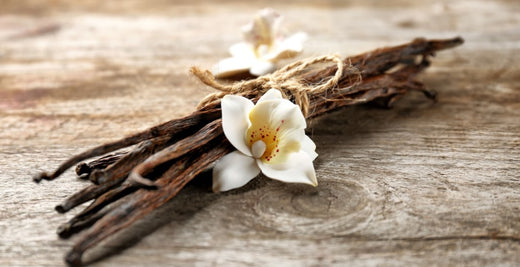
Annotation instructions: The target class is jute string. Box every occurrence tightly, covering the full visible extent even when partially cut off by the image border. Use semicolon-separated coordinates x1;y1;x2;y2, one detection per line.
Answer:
191;54;345;117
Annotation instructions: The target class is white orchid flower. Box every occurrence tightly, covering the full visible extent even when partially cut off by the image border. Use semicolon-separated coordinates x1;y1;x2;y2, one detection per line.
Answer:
213;8;308;78
212;89;318;192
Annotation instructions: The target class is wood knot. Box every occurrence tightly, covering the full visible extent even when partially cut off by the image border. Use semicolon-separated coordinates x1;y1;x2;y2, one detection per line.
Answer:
209;179;374;236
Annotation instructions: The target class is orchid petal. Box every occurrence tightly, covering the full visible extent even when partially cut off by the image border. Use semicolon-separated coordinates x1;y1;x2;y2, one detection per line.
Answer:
266;32;308;61
249;61;276;76
257;150;317;186
242;8;281;46
229;42;256;59
213;151;261;192
257;88;283;103
270;98;307;130
221;95;254;156
247;99;277;128
213;57;253;78
270;127;304;164
301;135;318;160
249;98;305;132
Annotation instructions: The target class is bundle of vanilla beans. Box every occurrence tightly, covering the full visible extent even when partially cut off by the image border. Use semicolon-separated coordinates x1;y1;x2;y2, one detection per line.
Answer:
34;37;463;266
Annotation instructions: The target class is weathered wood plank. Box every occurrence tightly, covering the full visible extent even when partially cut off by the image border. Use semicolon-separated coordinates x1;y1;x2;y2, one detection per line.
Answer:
1;0;519;266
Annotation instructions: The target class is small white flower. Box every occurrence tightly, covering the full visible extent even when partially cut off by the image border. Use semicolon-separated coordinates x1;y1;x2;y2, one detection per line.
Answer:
213;8;308;78
213;89;318;192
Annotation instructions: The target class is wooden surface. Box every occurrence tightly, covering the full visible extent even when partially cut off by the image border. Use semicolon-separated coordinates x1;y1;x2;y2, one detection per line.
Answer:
1;0;519;266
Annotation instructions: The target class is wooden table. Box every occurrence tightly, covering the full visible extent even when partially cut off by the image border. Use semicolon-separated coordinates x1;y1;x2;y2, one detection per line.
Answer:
1;0;519;266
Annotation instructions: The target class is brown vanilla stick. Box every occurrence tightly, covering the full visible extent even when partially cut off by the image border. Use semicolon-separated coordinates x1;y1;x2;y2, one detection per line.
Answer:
55;135;171;213
33;109;220;182
65;141;233;266
75;152;127;177
89;135;173;185
59;125;223;240
57;183;136;238
57;205;114;239
128;119;223;182
58;121;224;215
303;37;464;84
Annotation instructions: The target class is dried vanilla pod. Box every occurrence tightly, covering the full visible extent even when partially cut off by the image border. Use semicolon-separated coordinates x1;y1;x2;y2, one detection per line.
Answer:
33;37;463;266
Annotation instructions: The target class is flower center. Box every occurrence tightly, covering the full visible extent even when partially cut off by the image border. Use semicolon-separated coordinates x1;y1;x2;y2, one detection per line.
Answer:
253;17;273;48
246;120;284;162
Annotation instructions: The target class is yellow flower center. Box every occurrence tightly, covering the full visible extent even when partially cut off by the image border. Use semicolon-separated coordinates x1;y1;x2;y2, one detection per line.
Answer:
246;120;285;162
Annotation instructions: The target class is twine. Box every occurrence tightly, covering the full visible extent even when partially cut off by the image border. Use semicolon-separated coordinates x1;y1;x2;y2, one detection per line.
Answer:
191;54;346;117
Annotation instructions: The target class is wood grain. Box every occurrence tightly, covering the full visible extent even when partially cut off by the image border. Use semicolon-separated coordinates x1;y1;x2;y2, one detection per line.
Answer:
1;0;519;266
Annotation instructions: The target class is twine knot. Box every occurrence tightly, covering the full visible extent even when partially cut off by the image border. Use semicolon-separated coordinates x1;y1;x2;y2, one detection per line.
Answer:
191;54;345;117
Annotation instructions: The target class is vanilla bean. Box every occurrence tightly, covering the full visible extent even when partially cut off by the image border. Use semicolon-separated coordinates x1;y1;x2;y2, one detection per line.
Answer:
303;37;463;83
305;61;428;118
65;141;233;266
57;183;136;238
75;152;127;177
128;119;223;182
32;37;463;266
33;109;220;183
89;135;172;185
56;135;171;213
57;205;112;239
60;121;223;237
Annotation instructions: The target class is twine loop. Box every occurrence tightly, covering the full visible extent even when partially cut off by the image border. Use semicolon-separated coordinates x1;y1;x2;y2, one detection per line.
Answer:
191;54;345;117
